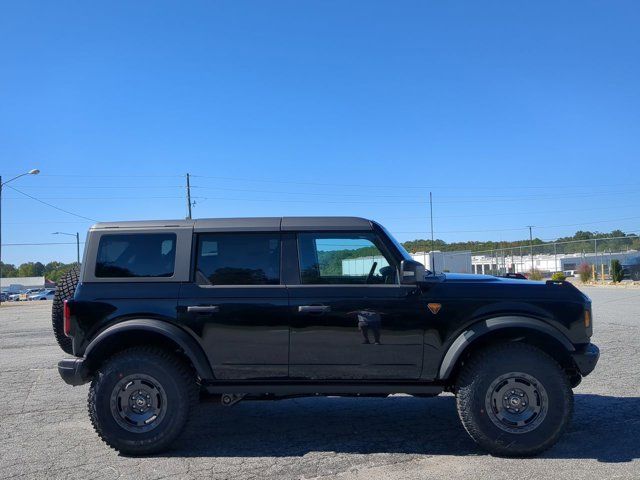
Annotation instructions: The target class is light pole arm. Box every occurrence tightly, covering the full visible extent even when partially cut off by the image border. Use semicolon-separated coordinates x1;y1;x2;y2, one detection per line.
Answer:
52;232;81;264
1;171;37;187
0;169;39;304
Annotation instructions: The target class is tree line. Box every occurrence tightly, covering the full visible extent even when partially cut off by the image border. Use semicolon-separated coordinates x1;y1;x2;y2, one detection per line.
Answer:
0;261;79;284
402;229;640;255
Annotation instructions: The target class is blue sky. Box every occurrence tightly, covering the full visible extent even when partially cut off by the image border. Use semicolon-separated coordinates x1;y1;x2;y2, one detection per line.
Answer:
1;1;639;265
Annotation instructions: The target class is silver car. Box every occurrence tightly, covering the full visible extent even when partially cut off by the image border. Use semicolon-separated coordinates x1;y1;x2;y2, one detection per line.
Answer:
28;289;56;301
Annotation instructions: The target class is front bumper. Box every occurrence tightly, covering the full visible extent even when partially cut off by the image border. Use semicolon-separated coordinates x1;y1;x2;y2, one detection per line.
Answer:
571;343;600;376
58;358;90;386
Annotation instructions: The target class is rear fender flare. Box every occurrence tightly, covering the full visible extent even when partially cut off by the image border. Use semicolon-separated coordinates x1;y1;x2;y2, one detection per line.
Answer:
438;316;575;380
84;319;214;380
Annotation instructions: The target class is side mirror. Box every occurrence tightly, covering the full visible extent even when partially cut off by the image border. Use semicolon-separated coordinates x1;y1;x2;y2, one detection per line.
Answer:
400;259;426;284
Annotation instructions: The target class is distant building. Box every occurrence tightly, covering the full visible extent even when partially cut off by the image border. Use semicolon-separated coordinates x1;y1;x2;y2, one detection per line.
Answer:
411;251;472;274
471;250;640;275
341;251;473;276
0;276;46;292
341;255;389;276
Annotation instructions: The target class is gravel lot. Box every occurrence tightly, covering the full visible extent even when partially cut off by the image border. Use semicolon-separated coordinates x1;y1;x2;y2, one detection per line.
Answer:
1;287;639;480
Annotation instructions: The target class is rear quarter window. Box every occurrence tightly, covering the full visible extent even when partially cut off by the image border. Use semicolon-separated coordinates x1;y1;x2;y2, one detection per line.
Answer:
95;233;176;278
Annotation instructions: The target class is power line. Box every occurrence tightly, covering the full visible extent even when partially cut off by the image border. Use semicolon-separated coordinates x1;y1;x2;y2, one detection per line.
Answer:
190;174;640;191
3;221;91;225
5;173;183;178
4;171;639;195
6;186;98;222
385;204;640;220
4;190;640;205
14;185;186;189
189;183;640;201
190;185;640;201
392;215;640;235
4;196;186;200
1;241;85;246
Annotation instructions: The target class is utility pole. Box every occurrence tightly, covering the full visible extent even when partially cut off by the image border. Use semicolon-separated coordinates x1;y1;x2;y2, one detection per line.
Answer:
429;192;434;272
554;242;558;273
527;226;534;273
186;173;192;220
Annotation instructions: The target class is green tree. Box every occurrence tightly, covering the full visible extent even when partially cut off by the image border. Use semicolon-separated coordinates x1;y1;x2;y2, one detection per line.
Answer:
0;261;18;277
528;269;544;281
578;263;592;283
611;259;624;283
17;262;45;277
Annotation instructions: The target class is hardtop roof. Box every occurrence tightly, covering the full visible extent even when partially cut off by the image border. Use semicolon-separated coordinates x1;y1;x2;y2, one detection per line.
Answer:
90;216;373;232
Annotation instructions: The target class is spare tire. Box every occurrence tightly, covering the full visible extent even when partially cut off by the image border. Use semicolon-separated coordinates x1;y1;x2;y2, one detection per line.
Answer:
52;266;80;354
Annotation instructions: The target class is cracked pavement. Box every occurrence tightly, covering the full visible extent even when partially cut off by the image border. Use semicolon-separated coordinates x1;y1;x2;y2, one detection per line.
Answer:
1;287;639;479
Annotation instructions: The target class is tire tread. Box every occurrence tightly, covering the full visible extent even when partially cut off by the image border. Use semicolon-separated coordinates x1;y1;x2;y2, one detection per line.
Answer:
456;342;573;457
51;266;80;354
87;346;198;455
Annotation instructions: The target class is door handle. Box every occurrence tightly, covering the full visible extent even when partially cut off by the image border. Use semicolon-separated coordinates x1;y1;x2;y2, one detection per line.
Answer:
187;305;220;313
298;305;331;314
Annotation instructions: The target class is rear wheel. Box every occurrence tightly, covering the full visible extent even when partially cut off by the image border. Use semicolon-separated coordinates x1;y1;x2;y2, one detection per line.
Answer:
88;347;197;455
456;343;573;456
51;266;79;354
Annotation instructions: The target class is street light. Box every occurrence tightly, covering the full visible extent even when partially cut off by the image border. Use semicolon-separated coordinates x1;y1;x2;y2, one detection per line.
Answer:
52;232;80;264
0;169;40;304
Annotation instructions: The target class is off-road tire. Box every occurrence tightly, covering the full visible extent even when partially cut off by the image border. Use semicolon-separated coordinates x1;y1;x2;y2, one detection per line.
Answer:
51;266;80;354
88;346;197;455
456;343;573;457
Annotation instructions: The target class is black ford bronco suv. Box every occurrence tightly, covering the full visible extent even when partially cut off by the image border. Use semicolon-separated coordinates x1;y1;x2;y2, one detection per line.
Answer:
55;217;599;456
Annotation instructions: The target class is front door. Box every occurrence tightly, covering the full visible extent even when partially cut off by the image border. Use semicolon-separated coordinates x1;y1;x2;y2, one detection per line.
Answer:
288;232;425;380
178;232;289;380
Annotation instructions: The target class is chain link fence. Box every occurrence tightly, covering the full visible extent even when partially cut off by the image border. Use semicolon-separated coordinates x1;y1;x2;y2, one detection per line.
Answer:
434;234;640;279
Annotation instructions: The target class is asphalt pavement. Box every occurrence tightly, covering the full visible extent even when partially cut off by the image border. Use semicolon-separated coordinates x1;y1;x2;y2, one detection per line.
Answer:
0;287;638;479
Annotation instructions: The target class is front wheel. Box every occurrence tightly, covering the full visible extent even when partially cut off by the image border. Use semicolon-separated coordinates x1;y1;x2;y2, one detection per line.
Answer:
456;343;573;457
88;347;197;455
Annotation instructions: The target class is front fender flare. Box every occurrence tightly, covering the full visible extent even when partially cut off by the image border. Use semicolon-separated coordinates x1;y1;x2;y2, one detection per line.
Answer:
438;316;575;380
84;319;214;380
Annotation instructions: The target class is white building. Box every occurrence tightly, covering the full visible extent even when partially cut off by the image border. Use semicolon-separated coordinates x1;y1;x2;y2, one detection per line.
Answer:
411;251;472;274
471;250;640;275
341;255;389;276
0;276;46;292
340;249;640;277
341;251;473;276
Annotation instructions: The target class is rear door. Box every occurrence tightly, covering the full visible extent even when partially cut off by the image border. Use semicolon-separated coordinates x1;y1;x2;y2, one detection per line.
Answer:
178;232;289;380
288;231;425;380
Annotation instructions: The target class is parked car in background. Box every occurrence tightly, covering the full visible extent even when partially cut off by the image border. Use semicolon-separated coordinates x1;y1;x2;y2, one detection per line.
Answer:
0;292;8;302
28;289;56;301
19;288;44;301
622;257;640;281
8;292;23;301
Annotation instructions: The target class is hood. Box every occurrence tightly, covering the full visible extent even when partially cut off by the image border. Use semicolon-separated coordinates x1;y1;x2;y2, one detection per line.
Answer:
436;272;588;302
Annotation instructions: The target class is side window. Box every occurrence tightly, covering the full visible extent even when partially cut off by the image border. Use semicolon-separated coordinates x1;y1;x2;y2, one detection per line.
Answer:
298;233;397;285
95;233;176;278
196;233;280;285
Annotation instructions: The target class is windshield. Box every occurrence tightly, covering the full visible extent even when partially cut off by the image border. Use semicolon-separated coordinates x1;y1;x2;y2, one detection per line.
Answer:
375;223;413;261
